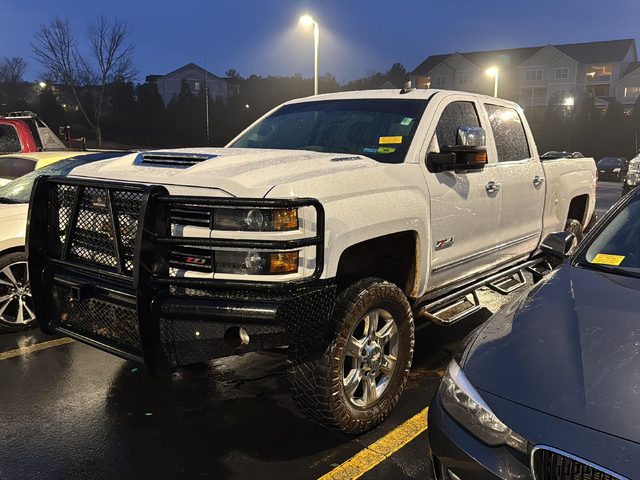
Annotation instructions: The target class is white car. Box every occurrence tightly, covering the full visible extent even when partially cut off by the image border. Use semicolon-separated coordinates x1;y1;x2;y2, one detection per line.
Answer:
26;89;596;432
0;152;130;332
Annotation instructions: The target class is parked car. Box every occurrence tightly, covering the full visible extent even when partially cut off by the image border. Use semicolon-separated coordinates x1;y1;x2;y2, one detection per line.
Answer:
0;118;37;155
540;150;584;159
428;188;640;479
0;150;107;187
26;89;596;433
621;153;640;196
597;156;627;181
0;151;130;332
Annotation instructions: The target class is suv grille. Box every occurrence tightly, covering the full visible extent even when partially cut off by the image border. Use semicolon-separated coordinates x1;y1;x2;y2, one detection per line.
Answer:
49;184;143;275
533;447;624;480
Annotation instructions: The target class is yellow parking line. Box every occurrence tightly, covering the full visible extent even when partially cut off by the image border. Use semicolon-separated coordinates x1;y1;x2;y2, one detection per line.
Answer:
0;337;75;361
318;406;429;480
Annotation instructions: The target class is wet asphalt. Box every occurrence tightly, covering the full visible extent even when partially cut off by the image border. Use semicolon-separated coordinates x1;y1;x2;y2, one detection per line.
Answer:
0;182;620;480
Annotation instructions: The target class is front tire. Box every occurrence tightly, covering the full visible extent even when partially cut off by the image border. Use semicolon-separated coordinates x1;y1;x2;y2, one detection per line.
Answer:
287;278;414;434
0;251;37;333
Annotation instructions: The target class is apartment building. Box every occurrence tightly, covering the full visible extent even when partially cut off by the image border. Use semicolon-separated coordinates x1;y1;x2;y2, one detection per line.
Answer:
409;39;640;124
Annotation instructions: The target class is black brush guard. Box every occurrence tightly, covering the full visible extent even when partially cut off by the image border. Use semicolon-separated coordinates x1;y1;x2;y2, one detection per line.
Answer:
27;176;334;375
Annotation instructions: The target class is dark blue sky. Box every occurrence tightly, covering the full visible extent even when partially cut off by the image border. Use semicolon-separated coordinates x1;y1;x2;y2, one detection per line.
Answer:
4;0;640;83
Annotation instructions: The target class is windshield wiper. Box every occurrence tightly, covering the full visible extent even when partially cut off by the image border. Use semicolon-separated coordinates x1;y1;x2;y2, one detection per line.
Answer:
575;261;640;279
0;197;19;204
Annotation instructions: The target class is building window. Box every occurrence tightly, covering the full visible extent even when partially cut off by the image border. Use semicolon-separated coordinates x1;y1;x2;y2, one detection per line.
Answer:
417;77;430;89
553;89;569;101
457;74;474;85
525;70;543;81
625;87;640;98
194;81;201;92
434;76;446;87
533;88;546;98
586;65;612;83
555;68;569;80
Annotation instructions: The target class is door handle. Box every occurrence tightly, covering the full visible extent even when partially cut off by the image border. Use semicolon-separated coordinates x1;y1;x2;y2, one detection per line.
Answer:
485;182;501;193
533;176;545;187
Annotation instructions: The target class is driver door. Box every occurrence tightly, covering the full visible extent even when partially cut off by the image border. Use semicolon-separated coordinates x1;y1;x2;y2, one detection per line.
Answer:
420;97;503;289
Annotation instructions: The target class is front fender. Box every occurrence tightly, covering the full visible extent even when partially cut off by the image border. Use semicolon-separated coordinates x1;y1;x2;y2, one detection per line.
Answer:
0;205;28;254
266;164;430;295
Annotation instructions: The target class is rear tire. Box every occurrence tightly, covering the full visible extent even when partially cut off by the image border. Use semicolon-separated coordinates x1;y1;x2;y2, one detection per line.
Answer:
0;251;37;333
287;278;414;434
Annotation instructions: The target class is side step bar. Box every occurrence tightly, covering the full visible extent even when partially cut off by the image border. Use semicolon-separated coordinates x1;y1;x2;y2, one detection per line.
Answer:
415;258;552;326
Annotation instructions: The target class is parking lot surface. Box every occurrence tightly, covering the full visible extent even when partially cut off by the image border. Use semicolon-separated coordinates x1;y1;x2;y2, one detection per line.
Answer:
0;182;618;480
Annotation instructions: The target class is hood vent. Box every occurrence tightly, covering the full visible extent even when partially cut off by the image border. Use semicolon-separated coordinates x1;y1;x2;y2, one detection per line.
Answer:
138;152;218;167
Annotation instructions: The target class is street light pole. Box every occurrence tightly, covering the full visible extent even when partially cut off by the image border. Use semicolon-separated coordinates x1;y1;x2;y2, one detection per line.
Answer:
486;68;499;98
300;15;319;95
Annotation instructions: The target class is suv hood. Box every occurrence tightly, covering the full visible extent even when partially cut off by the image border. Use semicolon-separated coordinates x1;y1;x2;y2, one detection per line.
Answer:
69;147;381;198
463;264;640;444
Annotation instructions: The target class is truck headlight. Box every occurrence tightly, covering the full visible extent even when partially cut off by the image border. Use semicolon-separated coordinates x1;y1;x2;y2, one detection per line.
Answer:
215;250;299;275
439;360;528;453
214;208;298;231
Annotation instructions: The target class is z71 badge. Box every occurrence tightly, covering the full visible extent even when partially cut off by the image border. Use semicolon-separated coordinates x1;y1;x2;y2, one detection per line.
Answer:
435;237;455;250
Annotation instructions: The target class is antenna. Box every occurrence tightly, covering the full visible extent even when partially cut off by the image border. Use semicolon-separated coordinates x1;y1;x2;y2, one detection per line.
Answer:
205;52;210;147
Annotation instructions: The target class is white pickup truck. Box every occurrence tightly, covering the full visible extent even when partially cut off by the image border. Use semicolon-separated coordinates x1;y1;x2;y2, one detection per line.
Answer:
26;89;596;433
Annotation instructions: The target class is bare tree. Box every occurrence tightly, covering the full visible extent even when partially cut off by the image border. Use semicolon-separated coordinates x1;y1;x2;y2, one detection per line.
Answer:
32;15;136;146
0;57;28;83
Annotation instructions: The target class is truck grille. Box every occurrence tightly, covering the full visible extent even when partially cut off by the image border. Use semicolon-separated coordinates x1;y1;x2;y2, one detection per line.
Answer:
49;184;144;275
532;447;624;480
55;287;141;351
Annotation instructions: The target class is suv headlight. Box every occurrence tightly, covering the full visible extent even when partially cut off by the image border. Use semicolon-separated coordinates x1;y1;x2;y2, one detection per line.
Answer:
439;360;528;453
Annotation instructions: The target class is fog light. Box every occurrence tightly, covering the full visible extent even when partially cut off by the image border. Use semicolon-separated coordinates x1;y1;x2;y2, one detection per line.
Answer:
270;252;299;273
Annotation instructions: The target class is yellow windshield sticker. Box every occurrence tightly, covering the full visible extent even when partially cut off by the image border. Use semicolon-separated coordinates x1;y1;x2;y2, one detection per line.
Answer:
592;254;625;266
380;136;402;144
377;147;396;154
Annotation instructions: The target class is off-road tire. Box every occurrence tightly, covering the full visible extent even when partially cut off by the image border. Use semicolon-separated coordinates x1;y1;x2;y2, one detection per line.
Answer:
565;218;584;245
0;251;36;333
287;278;414;434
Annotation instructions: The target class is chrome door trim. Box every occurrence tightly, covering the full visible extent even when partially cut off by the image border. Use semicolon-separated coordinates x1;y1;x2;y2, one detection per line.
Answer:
530;445;629;480
432;233;539;274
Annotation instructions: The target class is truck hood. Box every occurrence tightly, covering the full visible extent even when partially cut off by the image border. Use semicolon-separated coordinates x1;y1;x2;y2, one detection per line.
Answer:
69;147;381;198
462;264;640;444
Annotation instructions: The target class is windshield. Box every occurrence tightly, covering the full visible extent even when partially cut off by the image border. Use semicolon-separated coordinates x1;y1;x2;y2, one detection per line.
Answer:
229;99;428;164
0;152;130;204
576;192;640;278
598;157;625;166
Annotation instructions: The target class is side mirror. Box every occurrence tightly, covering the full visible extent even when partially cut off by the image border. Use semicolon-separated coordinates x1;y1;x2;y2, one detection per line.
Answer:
428;126;488;172
540;231;576;260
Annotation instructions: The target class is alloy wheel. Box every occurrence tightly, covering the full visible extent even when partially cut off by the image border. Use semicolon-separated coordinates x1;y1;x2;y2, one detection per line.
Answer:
342;308;399;407
0;261;36;326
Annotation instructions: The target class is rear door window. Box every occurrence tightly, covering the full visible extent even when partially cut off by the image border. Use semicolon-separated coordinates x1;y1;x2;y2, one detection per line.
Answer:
434;101;480;149
0;125;22;153
484;105;531;162
0;157;36;180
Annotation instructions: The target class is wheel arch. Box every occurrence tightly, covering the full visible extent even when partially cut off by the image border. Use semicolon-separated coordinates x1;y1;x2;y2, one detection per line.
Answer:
334;231;421;298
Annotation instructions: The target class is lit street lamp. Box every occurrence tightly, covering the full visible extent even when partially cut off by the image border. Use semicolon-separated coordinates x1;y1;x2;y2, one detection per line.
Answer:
299;15;319;95
38;81;47;88
486;68;499;98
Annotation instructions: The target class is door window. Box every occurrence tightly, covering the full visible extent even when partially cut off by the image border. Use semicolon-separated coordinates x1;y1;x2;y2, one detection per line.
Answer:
433;101;480;150
485;105;531;163
0;125;22;153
